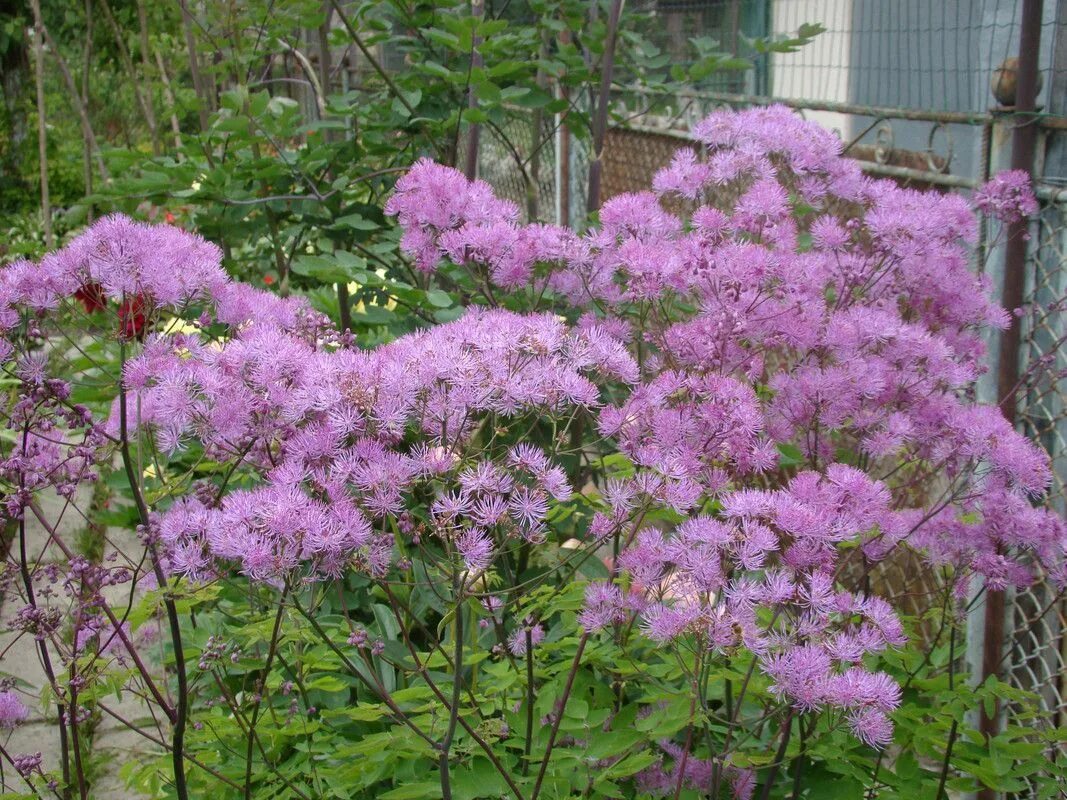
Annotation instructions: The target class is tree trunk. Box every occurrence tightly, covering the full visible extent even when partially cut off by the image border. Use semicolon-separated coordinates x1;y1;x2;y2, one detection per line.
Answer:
179;0;210;131
30;0;53;248
42;26;111;183
99;0;160;153
82;0;94;220
155;49;184;153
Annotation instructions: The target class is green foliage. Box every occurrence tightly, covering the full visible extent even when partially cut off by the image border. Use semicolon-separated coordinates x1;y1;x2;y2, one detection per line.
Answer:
3;0;817;334
92;572;1066;799
12;5;1058;800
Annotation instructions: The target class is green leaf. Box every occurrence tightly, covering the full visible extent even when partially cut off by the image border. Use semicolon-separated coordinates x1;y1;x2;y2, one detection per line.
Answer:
345;704;389;721
577;554;610;580
336;213;380;231
335;250;369;277
305;674;349;692
584;728;644;760
431;306;463;323
463;107;488;124
604;750;658;779
634;695;691;736
292;255;355;284
426;289;452;308
777;442;805;467
487;61;524;79
421;61;455;80
511;86;554;108
377;782;443;800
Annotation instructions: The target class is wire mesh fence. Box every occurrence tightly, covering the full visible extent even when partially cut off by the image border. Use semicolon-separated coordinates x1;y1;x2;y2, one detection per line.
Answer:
476;111;560;223
1022;203;1067;514
617;0;1067;115
1005;192;1067;782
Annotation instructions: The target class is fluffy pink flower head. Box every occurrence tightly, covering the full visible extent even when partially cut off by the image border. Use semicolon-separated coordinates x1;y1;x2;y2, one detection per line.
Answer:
974;169;1039;224
0;690;29;729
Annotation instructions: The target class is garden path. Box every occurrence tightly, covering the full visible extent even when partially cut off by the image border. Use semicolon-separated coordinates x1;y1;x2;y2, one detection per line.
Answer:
1;487;154;798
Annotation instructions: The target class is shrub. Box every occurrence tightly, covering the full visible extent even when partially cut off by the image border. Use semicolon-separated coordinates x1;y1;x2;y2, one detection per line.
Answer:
1;106;1063;799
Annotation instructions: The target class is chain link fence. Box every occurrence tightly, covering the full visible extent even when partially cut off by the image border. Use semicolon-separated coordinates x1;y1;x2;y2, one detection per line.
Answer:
1009;194;1067;747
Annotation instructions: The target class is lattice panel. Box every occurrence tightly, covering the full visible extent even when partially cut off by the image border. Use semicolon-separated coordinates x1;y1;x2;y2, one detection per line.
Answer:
602;128;680;200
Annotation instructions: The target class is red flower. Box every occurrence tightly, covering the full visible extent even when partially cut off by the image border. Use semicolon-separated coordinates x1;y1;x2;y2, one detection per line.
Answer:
263;275;275;286
74;283;107;314
119;295;148;340
164;211;176;224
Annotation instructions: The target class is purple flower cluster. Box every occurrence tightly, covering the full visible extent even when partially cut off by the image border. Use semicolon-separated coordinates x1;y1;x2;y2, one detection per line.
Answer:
381;105;1060;748
973;169;1040;224
139;307;633;580
12;751;42;778
636;740;755;798
0;353;106;525
0;689;29;729
0;105;1060;757
386;105;1061;581
0;213;328;346
582;467;906;745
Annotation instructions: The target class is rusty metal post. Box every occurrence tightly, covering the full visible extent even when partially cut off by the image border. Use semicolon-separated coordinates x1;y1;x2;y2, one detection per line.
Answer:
980;3;1044;797
997;0;1044;421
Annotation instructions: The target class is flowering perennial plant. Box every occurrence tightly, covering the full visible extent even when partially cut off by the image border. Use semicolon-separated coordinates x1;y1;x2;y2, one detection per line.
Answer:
1;106;1064;799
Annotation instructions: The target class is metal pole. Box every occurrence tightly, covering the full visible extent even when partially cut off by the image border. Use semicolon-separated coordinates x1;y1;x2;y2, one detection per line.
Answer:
997;1;1044;420
981;4;1043;798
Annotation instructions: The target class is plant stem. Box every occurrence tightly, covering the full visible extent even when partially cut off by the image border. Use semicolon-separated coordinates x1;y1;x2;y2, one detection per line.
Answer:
81;0;93;219
0;742;47;798
440;580;465;800
463;0;484;179
756;708;795;800
99;0;159;153
67;658;88;800
673;693;698;800
178;0;209;130
523;627;535;777
17;425;70;799
585;0;624;213
379;586;527;799
328;0;416;117
935;625;960;800
154;48;183;153
291;597;439;750
790;716;818;800
244;586;289;800
118;352;189;800
40;25;110;183
96;702;242;791
18;520;71;799
27;501;175;721
531;632;589;800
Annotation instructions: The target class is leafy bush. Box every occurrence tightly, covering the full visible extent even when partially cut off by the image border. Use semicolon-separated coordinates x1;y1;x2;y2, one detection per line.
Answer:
1;105;1064;800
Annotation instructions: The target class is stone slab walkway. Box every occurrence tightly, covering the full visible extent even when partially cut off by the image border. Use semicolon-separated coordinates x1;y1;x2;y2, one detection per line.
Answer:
2;487;156;798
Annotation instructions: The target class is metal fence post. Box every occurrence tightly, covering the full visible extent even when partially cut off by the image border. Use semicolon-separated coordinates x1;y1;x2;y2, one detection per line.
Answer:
979;3;1044;799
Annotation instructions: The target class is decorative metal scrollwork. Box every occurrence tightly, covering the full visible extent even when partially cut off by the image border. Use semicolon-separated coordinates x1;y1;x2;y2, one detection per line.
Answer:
874;123;894;165
926;121;954;173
